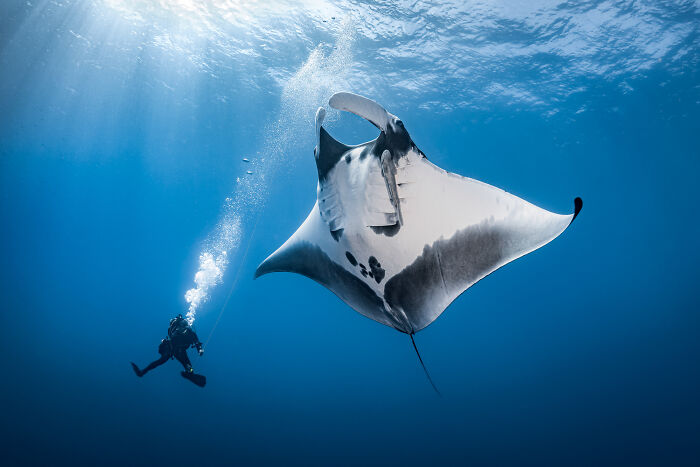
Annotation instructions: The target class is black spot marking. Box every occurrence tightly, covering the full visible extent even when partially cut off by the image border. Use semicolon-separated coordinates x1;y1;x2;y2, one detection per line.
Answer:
345;155;351;164
369;271;374;278
345;251;357;266
370;224;400;237
359;144;373;161
368;256;385;283
254;242;408;332
360;264;366;270
330;229;343;242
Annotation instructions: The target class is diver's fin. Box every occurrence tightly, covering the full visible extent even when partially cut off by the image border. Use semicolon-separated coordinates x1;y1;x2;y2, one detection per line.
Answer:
130;362;143;377
181;371;207;388
410;334;441;397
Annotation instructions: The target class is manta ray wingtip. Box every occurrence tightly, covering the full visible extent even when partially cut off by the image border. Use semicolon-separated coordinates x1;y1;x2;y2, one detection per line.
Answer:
253;262;267;279
571;197;583;224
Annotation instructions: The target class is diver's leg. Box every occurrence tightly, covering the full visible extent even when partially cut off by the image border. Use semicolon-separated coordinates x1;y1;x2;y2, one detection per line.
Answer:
173;348;193;373
136;354;170;376
175;349;206;387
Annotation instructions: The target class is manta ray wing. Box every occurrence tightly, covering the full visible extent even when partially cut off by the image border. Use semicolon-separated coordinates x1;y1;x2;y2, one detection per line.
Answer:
256;92;582;334
380;155;582;331
254;205;407;331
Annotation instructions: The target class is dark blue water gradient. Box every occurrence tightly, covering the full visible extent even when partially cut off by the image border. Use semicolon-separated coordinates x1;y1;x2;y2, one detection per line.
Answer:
1;1;699;465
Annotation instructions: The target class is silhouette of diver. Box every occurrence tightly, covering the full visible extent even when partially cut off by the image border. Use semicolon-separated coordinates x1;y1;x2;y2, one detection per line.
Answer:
131;314;206;387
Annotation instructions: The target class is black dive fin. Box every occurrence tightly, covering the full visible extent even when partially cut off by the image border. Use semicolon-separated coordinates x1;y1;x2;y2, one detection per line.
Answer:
181;371;207;388
410;334;441;397
130;362;143;377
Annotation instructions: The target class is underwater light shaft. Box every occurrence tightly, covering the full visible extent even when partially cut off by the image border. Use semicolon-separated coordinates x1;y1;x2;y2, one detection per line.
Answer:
183;20;356;324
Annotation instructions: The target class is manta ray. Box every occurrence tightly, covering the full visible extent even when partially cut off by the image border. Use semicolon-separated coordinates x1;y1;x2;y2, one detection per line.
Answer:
256;92;581;390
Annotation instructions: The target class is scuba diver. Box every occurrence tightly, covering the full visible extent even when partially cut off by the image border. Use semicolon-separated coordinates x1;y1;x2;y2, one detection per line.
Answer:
131;314;207;387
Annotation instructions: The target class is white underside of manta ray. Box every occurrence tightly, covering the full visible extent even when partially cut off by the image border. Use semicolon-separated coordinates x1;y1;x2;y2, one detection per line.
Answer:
256;92;582;335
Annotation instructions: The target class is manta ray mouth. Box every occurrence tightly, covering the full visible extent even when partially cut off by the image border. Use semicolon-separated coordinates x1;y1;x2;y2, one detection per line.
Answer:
329;92;413;157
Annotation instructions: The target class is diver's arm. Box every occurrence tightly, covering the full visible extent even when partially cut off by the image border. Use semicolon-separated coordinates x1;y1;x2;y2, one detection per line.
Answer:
192;332;204;356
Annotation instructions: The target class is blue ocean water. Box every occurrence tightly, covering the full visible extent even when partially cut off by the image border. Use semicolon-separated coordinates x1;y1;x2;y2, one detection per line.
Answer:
1;0;699;465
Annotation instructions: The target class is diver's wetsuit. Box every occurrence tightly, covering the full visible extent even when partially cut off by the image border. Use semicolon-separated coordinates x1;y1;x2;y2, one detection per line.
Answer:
138;338;196;374
132;315;203;380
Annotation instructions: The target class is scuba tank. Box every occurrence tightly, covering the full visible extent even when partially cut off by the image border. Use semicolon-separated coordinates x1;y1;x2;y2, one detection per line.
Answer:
168;315;188;337
168;314;194;347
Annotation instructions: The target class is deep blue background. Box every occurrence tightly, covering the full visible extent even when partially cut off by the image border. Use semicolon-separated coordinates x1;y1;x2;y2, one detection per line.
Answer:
1;1;699;465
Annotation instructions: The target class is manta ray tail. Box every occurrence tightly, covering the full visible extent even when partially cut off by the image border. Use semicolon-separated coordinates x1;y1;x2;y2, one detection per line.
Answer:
410;334;442;397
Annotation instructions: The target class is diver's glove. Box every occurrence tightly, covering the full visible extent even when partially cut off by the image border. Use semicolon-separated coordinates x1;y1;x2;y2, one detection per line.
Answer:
198;347;204;356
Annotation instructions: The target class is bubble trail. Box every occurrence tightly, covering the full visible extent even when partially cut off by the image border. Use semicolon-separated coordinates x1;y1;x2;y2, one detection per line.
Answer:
184;20;356;325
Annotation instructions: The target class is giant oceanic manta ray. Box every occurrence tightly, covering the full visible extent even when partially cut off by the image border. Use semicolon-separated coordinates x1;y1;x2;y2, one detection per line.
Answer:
255;92;581;389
